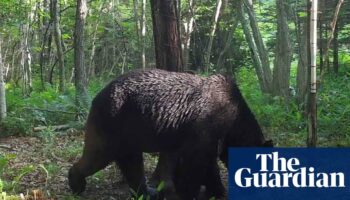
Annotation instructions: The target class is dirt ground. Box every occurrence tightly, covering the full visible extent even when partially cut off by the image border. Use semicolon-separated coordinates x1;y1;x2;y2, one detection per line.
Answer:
0;130;228;200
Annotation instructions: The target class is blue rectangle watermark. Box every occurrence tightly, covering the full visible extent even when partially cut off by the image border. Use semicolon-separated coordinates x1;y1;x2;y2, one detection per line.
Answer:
228;148;350;200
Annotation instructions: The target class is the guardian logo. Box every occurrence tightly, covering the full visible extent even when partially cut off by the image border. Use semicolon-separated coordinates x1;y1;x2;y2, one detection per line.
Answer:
234;152;345;188
229;148;350;200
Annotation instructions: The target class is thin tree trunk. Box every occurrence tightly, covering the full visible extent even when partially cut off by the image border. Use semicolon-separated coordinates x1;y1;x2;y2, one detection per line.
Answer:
272;0;292;97
182;0;195;69
74;0;89;110
216;19;239;73
244;0;272;91
236;0;268;92
0;39;6;121
10;44;17;84
38;0;50;89
46;32;53;83
141;0;146;69
20;1;35;96
150;0;183;71
308;0;318;147
133;0;141;41
325;26;330;71
88;20;101;80
320;0;344;78
20;23;32;95
52;0;65;93
333;23;339;73
87;1;104;80
296;21;308;107
319;16;323;73
205;0;222;73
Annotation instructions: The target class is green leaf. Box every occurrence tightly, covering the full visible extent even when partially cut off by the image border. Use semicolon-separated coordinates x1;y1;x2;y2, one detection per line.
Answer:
156;181;165;192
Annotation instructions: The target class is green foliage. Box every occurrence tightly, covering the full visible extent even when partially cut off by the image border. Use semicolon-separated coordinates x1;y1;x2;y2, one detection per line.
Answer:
236;68;306;146
156;181;165;192
0;154;20;199
1;78;110;136
237;66;350;147
0;117;31;137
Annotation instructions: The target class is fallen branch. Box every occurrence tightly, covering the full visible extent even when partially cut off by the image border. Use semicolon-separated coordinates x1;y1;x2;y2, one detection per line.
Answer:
33;124;71;132
0;144;15;151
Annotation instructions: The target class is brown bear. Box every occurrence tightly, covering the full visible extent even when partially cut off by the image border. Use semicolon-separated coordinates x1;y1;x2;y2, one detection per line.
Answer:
68;69;271;200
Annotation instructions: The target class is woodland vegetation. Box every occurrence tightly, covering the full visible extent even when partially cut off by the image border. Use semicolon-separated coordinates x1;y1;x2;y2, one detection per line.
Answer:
0;0;350;199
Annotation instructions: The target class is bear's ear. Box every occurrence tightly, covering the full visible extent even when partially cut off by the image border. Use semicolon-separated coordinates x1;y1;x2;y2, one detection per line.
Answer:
263;140;273;147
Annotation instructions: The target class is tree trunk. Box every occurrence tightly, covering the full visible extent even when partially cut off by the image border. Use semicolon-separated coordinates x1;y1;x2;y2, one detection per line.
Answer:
319;16;323;73
88;1;104;80
150;0;183;187
182;0;195;69
0;39;6;121
150;0;183;71
296;21;308;107
133;0;141;41
216;19;239;74
20;1;35;95
52;0;65;93
141;0;147;69
39;0;50;90
88;9;102;80
74;0;89;110
272;0;292;97
320;0;344;78
236;0;268;92
205;0;222;73
244;0;272;91
325;26;330;71
308;0;318;147
333;23;339;73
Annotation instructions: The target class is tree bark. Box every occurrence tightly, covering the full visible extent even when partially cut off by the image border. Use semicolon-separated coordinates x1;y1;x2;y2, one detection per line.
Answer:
141;0;147;69
319;15;323;73
52;0;65;93
150;0;184;188
308;0;318;147
216;19;239;74
272;0;292;97
74;0;89;110
88;13;102;80
333;23;339;73
296;21;308;107
133;0;141;41
150;0;183;71
20;1;35;95
39;0;50;90
0;39;6;121
320;0;344;78
236;0;268;92
244;0;272;91
182;0;195;69
205;0;222;73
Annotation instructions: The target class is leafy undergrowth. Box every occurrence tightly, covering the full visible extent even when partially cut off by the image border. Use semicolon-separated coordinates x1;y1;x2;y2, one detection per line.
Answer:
237;67;350;147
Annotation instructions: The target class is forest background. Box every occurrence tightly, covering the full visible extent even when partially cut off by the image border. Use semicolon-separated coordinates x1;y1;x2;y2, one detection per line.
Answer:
0;0;349;199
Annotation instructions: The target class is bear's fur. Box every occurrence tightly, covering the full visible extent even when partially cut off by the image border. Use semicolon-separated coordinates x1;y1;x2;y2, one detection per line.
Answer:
68;69;271;200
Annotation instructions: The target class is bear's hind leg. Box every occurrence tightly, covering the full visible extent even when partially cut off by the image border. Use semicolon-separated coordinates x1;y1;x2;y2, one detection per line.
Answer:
174;136;217;200
116;153;154;199
203;161;226;199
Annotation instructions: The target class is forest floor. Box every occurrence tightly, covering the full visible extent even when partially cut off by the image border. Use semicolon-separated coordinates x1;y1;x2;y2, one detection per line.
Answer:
0;130;228;200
